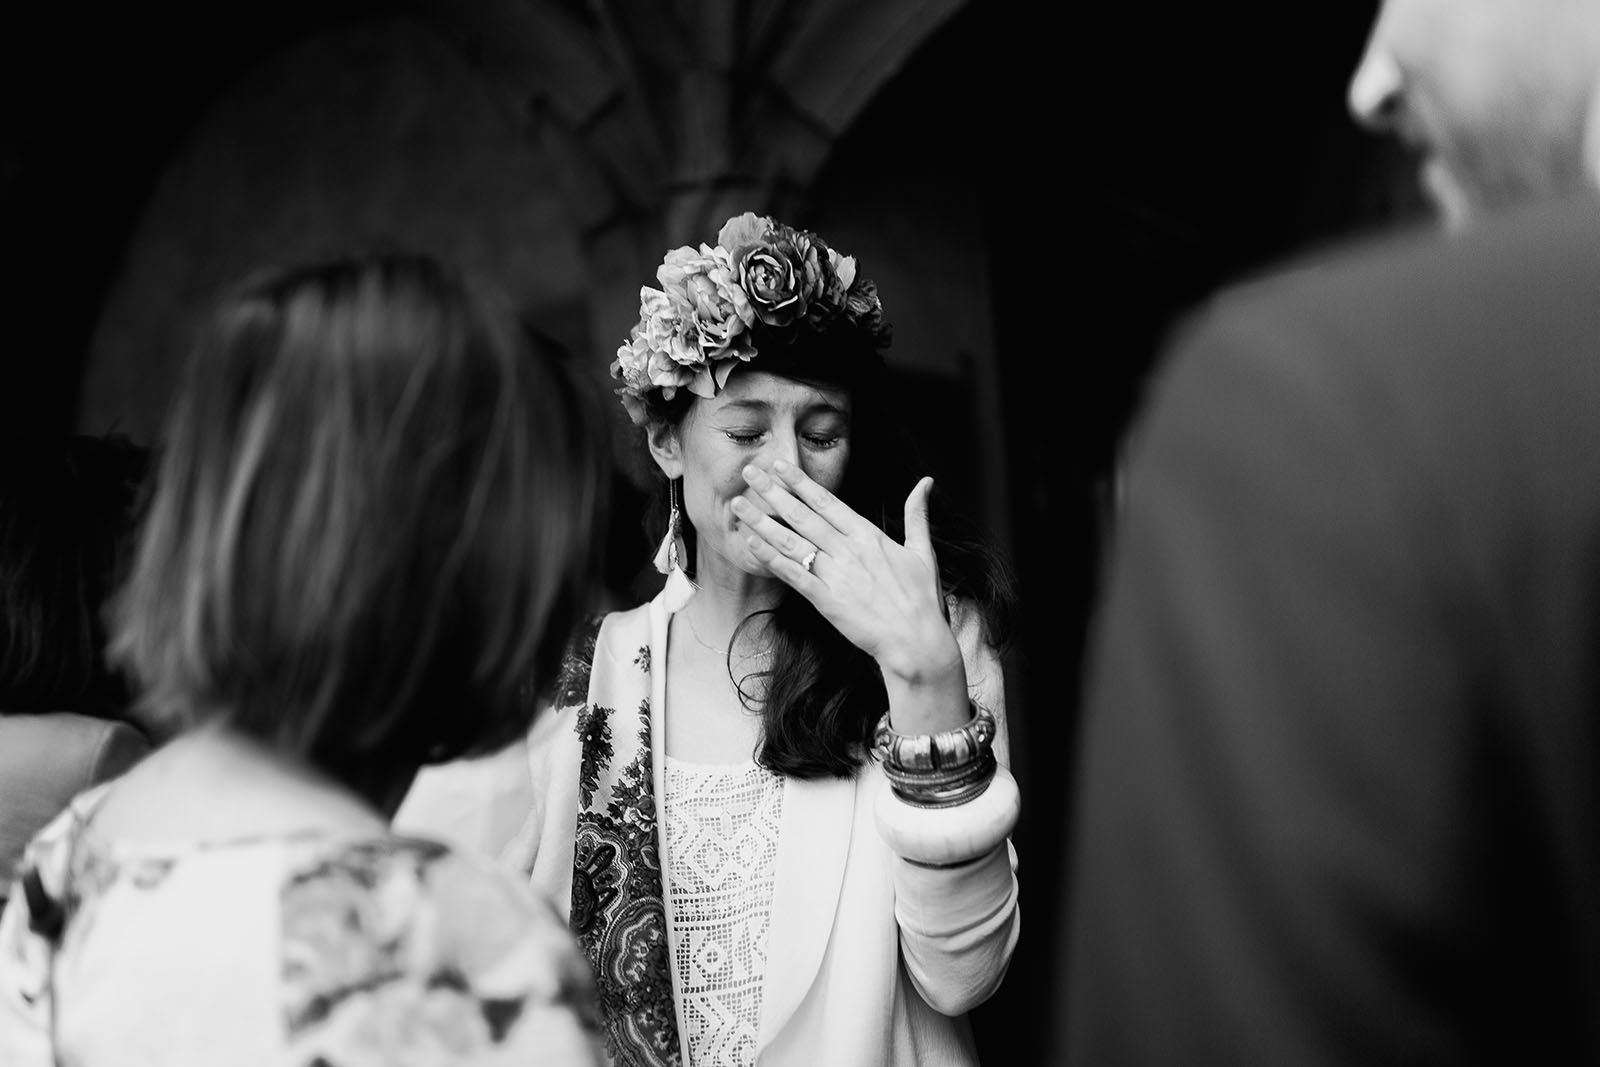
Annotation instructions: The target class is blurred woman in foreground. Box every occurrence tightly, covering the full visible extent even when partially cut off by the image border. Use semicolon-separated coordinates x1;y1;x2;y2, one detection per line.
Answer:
0;250;608;1066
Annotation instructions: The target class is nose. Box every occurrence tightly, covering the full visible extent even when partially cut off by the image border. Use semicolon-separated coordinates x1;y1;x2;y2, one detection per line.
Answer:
1348;41;1403;133
764;430;802;471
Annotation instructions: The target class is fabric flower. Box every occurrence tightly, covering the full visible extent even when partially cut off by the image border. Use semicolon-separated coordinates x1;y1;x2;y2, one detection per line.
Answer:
722;213;829;329
616;389;648;426
715;212;775;255
737;245;803;326
611;212;888;419
657;245;754;355
805;242;855;330
635;288;693;367
844;276;887;343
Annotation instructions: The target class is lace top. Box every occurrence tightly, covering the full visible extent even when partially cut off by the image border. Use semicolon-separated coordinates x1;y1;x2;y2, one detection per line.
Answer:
663;756;785;1067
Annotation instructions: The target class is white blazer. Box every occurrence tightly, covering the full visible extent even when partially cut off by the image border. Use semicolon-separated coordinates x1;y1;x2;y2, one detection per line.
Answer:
396;592;1020;1066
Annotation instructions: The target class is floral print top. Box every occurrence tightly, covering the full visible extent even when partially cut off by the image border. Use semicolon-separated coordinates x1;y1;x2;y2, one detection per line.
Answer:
0;783;604;1066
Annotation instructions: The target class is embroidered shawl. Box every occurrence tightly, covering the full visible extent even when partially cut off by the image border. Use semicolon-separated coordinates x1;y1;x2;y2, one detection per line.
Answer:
552;615;681;1067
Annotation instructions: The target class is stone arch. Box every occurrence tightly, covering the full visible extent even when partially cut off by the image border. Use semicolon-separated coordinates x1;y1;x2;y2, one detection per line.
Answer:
72;0;970;445
77;13;591;443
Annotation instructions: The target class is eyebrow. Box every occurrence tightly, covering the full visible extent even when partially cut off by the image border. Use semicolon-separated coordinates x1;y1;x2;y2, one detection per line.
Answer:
719;398;849;416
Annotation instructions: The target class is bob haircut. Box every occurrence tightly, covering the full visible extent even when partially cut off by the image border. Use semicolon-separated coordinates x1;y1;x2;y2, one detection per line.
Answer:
110;250;606;794
637;326;1016;780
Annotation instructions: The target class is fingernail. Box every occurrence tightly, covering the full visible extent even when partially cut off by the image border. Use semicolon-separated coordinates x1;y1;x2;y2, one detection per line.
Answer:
743;464;769;485
772;459;793;475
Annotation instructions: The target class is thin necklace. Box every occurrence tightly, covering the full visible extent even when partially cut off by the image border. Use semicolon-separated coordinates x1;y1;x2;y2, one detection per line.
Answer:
684;611;772;661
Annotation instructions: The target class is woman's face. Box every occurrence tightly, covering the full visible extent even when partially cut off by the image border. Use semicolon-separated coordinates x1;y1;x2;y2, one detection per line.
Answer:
652;369;852;579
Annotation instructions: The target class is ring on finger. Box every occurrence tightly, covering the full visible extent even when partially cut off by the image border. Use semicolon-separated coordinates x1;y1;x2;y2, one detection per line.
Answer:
800;549;818;573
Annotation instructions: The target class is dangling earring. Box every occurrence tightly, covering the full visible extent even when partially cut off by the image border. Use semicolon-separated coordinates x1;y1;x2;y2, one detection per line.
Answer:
654;478;696;612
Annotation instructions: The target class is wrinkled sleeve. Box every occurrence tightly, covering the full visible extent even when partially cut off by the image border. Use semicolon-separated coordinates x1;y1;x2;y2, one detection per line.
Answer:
500;700;578;887
396;621;603;865
393;738;539;861
890;600;1021;1016
397;617;601;915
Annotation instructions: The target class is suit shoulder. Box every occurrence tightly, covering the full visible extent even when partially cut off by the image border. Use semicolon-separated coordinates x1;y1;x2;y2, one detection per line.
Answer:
1216;194;1600;330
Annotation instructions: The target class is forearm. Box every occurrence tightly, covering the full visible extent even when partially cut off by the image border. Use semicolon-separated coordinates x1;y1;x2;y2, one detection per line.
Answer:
894;836;1020;1015
882;604;1021;1014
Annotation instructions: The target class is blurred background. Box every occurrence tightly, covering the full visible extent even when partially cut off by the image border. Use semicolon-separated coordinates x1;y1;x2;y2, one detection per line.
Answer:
0;0;1425;1060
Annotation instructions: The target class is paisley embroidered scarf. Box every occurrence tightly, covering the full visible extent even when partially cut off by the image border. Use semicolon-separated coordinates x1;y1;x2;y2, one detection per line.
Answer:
553;615;681;1067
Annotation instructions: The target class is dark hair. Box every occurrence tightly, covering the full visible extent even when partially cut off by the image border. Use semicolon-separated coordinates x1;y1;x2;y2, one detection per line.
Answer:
639;328;1016;780
109;250;607;800
0;433;149;713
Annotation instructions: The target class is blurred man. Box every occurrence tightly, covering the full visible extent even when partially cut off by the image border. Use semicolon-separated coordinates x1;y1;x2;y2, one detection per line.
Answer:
1060;191;1600;1067
1347;0;1600;227
1059;5;1600;1064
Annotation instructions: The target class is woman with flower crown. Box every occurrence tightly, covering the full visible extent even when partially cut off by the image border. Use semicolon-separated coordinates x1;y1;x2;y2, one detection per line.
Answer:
397;212;1022;1067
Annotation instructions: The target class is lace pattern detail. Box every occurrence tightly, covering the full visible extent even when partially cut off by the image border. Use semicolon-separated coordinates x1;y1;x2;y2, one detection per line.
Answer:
664;757;784;1067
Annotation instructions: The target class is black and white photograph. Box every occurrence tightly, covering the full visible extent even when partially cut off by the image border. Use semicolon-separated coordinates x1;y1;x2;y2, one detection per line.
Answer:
0;2;1595;1065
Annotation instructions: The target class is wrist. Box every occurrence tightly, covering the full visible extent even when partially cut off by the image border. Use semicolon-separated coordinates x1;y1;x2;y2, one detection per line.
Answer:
880;641;968;735
883;676;969;735
877;629;963;687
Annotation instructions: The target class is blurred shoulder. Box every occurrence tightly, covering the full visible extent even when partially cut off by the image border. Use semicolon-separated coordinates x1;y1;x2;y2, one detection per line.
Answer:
0;714;150;815
1140;195;1600;464
0;710;148;748
1206;195;1600;343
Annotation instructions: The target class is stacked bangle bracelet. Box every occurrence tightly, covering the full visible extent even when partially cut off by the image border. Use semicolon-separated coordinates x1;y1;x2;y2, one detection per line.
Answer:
874;764;1019;868
873;703;999;808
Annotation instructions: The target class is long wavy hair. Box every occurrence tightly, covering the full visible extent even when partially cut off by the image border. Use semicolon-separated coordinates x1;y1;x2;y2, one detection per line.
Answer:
637;328;1016;780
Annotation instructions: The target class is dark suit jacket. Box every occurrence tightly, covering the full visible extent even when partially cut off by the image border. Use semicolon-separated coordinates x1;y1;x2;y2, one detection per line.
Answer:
1061;197;1600;1065
0;712;151;903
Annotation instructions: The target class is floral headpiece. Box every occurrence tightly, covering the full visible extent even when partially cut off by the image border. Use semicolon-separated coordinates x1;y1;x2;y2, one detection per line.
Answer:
610;212;889;424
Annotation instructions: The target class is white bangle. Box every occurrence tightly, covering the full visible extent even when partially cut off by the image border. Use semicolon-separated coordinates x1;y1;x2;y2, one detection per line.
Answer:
874;763;1019;867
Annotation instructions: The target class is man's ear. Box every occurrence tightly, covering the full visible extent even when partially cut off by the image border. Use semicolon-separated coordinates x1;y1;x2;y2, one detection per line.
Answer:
645;422;684;480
